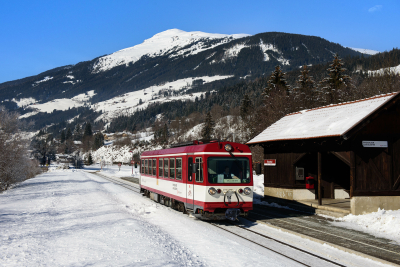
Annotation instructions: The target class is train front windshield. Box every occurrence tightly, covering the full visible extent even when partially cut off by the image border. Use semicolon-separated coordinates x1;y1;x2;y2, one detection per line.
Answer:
207;157;251;184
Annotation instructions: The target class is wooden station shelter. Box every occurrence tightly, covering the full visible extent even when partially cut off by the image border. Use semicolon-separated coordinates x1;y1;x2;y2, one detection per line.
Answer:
247;92;400;215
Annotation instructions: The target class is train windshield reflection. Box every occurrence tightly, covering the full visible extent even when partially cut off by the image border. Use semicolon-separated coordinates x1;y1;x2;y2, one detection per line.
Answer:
207;157;250;184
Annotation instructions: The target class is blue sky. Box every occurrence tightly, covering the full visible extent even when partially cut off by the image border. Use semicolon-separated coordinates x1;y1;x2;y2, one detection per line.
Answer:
0;0;398;83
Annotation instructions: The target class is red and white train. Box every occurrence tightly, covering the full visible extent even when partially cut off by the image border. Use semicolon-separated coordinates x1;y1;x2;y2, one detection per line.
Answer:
140;140;253;220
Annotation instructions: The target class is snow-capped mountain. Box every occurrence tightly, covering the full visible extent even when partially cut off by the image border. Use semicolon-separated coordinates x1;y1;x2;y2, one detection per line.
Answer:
1;29;366;129
92;29;249;73
348;47;380;55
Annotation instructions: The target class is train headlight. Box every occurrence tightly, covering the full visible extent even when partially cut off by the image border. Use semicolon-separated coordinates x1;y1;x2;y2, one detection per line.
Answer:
243;187;252;195
208;187;217;195
224;144;232;152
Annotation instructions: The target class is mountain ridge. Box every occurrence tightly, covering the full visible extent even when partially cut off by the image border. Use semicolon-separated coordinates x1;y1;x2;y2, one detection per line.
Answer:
0;29;368;130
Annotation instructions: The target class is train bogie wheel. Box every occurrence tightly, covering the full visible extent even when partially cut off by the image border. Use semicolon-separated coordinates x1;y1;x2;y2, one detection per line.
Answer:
178;202;186;213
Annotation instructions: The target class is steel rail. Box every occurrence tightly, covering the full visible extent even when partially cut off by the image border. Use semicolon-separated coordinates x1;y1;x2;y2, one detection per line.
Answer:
250;209;400;258
210;222;346;267
90;172;141;193
88;171;344;266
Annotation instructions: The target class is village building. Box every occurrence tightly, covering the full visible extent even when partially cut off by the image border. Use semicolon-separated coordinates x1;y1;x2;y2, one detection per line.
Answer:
247;92;400;215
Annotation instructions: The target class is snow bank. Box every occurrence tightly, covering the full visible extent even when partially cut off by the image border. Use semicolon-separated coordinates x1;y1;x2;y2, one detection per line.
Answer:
89;143;162;164
252;174;293;210
331;209;400;244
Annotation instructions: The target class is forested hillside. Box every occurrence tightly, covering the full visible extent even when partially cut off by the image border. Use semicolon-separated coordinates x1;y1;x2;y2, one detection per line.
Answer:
108;48;400;143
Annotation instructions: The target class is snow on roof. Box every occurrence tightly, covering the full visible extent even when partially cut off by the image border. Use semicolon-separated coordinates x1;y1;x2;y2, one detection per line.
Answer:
247;92;399;144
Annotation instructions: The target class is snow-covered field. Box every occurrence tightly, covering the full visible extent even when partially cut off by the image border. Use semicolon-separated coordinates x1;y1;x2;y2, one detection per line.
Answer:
93;75;232;122
0;168;392;267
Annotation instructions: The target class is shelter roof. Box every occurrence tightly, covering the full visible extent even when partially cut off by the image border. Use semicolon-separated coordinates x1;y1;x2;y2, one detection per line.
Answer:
247;92;399;144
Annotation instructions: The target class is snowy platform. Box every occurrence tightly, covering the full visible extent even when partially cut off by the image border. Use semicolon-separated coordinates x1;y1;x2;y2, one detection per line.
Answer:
295;199;351;216
251;204;400;266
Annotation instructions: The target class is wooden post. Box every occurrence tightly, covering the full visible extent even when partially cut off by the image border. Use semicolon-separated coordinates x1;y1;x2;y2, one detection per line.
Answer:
350;151;355;198
318;152;322;205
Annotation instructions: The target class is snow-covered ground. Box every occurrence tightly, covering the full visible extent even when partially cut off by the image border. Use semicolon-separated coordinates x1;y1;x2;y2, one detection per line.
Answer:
331;209;400;245
0;168;392;266
368;63;400;76
19;90;96;117
86;163;141;178
93;75;231;123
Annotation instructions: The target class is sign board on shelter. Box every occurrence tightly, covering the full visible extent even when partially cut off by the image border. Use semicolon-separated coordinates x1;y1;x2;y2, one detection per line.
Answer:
264;159;276;166
362;141;388;148
131;160;134;164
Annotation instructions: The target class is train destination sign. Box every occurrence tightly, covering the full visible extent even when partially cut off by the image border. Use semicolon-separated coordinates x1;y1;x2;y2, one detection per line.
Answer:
362;141;388;148
264;159;276;166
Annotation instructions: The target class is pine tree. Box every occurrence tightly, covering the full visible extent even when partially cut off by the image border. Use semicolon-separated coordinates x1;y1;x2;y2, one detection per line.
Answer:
60;130;66;143
295;65;316;109
201;112;214;140
74;124;82;140
320;54;352;104
264;65;290;97
93;132;104;150
84;122;93;137
162;124;169;144
66;128;72;140
240;94;252;120
240;94;255;141
88;153;93;165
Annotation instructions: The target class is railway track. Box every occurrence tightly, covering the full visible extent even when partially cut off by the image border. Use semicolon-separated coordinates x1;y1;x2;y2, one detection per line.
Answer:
210;221;346;267
90;172;141;194
89;171;350;266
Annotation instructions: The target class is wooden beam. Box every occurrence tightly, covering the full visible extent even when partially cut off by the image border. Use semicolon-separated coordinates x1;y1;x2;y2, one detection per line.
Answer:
350;151;355;198
318;152;322;205
330;151;351;166
369;158;386;183
292;153;307;166
393;175;400;190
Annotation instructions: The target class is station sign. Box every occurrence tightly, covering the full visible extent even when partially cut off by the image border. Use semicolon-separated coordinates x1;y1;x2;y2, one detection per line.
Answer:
264;159;276;166
362;141;388;148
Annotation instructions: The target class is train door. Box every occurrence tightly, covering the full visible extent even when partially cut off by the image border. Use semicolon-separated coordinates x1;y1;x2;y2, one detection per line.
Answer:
186;157;194;210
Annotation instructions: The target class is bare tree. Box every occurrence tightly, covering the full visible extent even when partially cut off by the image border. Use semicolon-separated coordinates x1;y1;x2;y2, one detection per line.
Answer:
0;107;41;191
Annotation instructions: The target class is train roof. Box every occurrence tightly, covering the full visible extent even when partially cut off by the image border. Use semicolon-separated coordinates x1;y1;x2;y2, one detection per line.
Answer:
141;141;251;157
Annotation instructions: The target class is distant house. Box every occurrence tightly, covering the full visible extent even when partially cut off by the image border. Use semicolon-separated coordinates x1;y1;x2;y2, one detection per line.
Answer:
247;92;400;215
57;154;74;164
103;133;115;140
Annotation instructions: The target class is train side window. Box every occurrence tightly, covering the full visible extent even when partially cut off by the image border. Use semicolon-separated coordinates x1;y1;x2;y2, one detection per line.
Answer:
145;159;148;174
170;158;175;179
150;159;153;175
195;157;203;183
141;159;144;174
164;158;169;178
152;159;156;176
159;159;163;177
176;158;182;180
